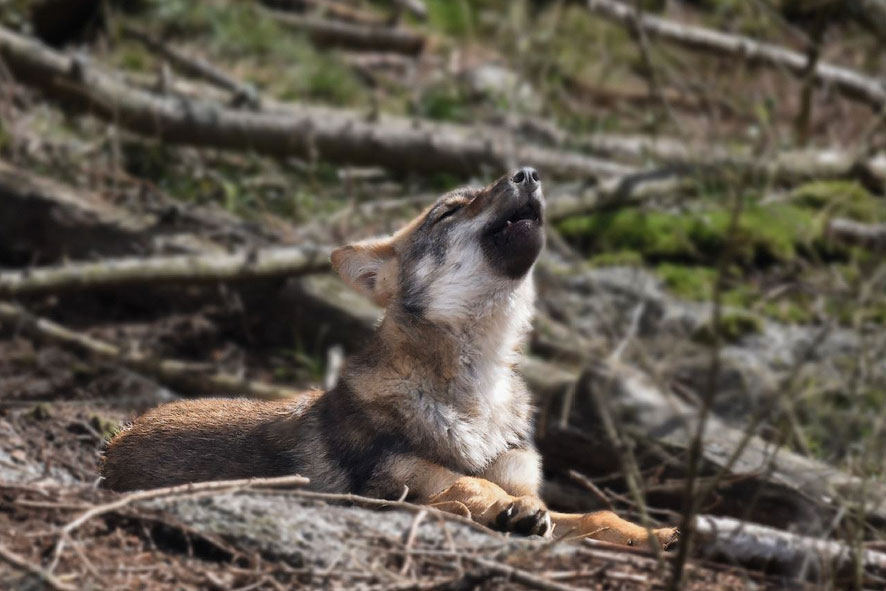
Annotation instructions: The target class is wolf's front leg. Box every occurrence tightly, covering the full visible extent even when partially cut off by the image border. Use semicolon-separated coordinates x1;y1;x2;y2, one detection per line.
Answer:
550;511;679;549
478;448;677;547
382;455;550;536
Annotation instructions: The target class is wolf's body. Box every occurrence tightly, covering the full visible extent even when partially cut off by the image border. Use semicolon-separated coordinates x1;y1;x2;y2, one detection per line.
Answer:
102;168;677;547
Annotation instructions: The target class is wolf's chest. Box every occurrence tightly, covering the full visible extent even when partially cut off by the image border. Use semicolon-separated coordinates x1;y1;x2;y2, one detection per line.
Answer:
408;376;529;473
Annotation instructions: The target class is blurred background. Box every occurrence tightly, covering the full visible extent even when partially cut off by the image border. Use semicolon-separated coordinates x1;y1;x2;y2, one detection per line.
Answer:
0;1;885;589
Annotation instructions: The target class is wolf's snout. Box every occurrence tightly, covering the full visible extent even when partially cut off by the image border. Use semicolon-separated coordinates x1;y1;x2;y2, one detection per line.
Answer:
512;167;540;192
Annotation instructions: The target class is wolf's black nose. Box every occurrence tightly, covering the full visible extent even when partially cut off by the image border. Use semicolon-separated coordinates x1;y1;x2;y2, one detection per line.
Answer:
512;167;540;191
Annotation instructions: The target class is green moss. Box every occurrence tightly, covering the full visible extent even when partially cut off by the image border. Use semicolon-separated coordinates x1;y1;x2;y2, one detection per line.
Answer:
656;263;717;300
558;202;821;266
426;0;475;37
790;180;886;223
417;83;471;122
692;311;764;345
589;250;645;267
133;1;364;106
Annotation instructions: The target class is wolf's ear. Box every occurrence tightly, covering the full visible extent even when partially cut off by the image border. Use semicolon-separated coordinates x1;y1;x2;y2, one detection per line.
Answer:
331;238;398;306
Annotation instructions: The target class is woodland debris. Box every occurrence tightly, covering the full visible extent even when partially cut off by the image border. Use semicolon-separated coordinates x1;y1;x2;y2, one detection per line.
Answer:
262;0;388;25
0;245;332;297
265;9;425;55
826;217;886;252
694;514;886;583
586;0;886;110
0;301;309;400
120;25;260;108
0;26;631;180
0;159;155;262
0;543;77;591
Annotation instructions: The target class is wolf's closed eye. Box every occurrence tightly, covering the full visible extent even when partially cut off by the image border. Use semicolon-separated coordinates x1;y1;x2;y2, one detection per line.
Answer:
434;205;462;224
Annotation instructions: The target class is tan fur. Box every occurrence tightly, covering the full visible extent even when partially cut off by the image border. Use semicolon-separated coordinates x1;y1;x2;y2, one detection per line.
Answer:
101;169;678;548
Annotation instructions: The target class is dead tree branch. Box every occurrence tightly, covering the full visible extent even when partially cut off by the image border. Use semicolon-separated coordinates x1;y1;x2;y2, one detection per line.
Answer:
0;26;630;180
262;0;388;25
265;9;425;55
0;245;332;297
0;301;309;400
0;543;77;591
826;218;886;252
586;0;886;110
119;25;260;108
694;514;886;582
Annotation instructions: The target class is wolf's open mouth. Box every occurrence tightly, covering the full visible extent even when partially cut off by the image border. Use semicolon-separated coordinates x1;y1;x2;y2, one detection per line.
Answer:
489;199;542;237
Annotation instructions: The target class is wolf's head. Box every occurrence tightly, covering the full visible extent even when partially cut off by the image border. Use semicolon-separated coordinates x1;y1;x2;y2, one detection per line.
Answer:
331;167;544;325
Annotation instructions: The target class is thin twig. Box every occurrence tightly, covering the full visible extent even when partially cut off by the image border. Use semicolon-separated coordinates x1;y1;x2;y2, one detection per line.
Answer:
0;543;78;591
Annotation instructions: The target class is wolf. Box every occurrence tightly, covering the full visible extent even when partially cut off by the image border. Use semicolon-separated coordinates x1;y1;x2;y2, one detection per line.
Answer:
101;167;677;548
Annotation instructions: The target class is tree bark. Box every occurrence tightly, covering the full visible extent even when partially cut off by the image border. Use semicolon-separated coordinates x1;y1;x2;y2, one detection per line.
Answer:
0;245;332;297
0;26;632;180
694;514;886;583
586;0;886;110
826;218;886;252
120;26;260;108
265;9;425;55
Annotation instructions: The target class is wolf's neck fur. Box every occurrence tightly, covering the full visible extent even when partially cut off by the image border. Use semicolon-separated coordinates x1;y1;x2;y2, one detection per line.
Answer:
339;275;536;471
378;276;533;396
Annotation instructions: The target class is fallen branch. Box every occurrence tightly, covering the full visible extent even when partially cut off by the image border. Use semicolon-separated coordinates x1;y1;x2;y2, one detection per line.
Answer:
265;9;425;55
545;168;692;222
0;26;630;180
586;0;886;110
262;0;388;25
120;25;260;108
468;557;586;591
0;301;308;400
694;514;886;583
0;543;77;591
826;217;886;252
0;245;332;297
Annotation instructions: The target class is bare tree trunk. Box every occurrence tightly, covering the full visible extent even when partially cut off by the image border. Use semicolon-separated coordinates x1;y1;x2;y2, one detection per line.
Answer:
586;0;886;110
826;218;886;252
120;26;260;108
0;245;332;297
694;514;886;583
0;26;632;180
265;9;425;55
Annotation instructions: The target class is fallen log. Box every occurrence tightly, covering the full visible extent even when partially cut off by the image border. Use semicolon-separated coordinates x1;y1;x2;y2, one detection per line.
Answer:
0;301;308;400
586;0;886;110
265;9;425;55
694;514;886;583
262;0;388;25
0;26;631;180
120;26;260;108
0;245;332;297
826;217;886;252
545;168;692;222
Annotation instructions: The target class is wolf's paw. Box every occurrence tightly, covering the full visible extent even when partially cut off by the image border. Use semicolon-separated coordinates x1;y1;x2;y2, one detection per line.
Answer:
653;526;679;549
491;495;551;537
